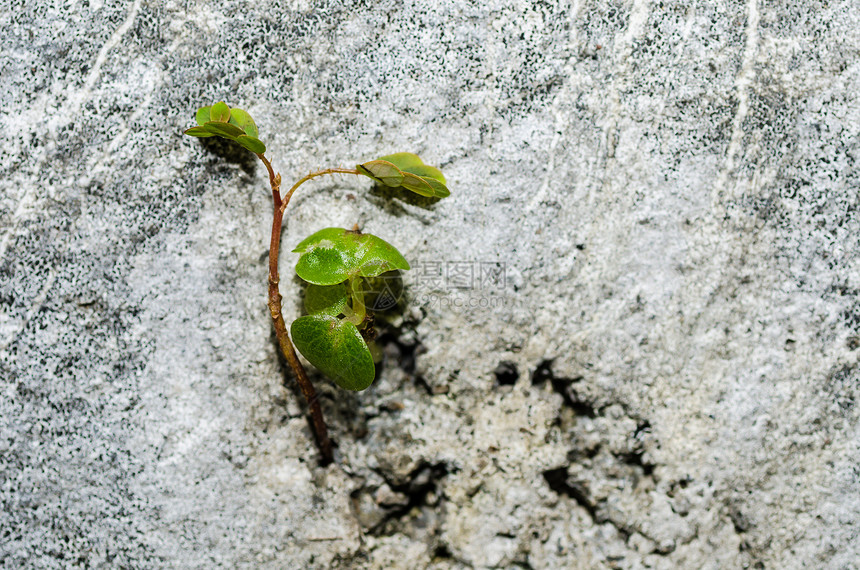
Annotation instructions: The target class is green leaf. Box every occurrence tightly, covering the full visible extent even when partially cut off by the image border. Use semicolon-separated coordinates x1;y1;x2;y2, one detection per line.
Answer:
378;152;424;171
195;106;212;126
203;121;245;139
228;107;259;139
403;163;446;184
293;228;356;285
293;228;410;285
356;236;410;278
304;283;349;317
210;101;231;122
420;176;450;198
236;135;266;154
360;153;450;198
400;163;449;196
356;160;404;187
184;126;216;138
291;315;376;391
400;172;435;197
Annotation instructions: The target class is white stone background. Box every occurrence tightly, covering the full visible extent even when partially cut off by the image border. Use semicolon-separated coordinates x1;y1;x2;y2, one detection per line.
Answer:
1;0;859;568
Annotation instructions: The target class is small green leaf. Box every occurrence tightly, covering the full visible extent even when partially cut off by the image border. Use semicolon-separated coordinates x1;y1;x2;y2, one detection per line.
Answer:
394;157;450;197
420;176;450;198
291;315;376;391
305;283;349;317
356;160;404;187
293;228;410;285
228;108;259;139
195;106;212;126
293;228;358;285
203;121;245;139
210;101;231;122
404;164;446;184
184;126;216;138
236;135;266;154
356;236;410;278
400;172;435;197
378;152;424;171
361;153;450;198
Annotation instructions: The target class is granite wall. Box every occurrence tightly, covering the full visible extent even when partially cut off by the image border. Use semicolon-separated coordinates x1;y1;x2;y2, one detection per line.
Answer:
1;0;858;568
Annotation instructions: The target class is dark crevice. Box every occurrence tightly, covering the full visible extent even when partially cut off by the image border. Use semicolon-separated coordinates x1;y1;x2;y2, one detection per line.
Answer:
494;360;519;385
558;384;596;418
542;467;598;521
432;543;453;560
531;359;592;416
375;330;423;377
387;462;449;496
729;506;752;534
415;374;435;396
330;549;370;569
366;462;450;537
541;465;635;543
530;358;555;385
537;362;684;556
431;542;476;568
566;444;601;462
617;449;655;477
633;420;651;439
373;329;431;394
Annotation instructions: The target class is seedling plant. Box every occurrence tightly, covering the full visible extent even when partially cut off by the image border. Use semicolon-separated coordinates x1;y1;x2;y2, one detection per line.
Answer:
185;102;449;464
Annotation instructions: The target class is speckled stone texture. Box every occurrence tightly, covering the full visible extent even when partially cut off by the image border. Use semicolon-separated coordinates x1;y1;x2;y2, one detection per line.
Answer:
2;0;859;568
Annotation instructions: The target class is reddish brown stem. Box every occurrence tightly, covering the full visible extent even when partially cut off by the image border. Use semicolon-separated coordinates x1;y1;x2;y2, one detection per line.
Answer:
258;154;282;209
257;154;361;466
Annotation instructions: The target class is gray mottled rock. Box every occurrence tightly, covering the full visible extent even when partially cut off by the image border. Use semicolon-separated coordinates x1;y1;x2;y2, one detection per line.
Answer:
2;0;859;568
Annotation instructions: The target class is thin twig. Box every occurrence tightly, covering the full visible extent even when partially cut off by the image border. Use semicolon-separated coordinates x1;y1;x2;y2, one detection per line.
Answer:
279;168;360;216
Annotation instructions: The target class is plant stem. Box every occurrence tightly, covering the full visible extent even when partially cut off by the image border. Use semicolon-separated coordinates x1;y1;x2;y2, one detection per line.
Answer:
278;167;361;217
258;154;282;209
348;277;367;325
257;155;361;466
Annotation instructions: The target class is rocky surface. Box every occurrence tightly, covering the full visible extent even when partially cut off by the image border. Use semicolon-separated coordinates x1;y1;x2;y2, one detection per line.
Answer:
2;0;859;568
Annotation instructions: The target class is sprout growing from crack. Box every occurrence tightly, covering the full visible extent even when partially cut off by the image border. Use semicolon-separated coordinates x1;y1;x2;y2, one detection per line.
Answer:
184;102;449;464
